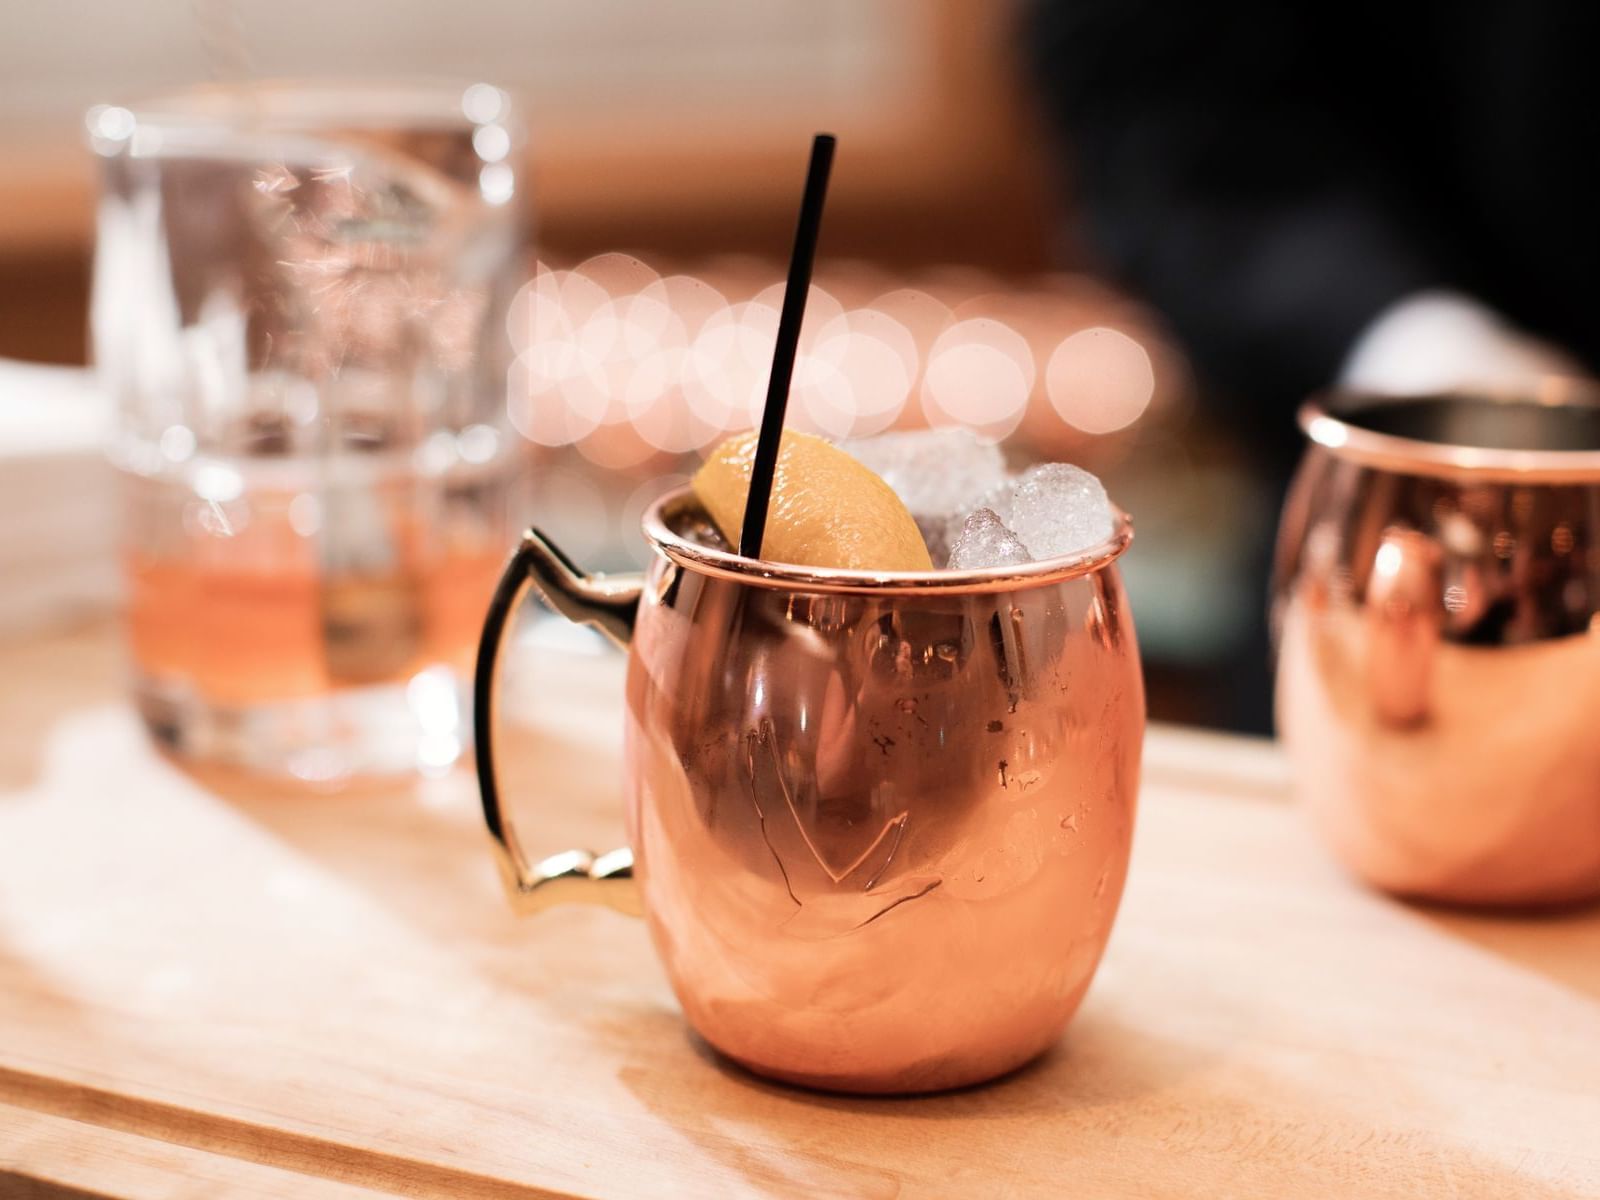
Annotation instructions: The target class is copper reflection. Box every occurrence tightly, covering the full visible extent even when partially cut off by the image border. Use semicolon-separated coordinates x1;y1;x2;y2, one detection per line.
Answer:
477;487;1144;1094
1274;389;1600;907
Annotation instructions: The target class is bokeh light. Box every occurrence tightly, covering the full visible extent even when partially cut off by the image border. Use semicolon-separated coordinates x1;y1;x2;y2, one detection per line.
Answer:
508;353;603;446
921;318;1034;441
460;82;509;125
870;287;952;355
751;283;844;353
1045;326;1156;434
505;256;1174;469
798;309;915;439
478;163;514;206
471;123;511;163
683;300;780;431
575;252;661;298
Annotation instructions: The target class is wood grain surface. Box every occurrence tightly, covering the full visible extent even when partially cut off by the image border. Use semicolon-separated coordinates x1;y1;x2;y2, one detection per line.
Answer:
1;621;1597;1198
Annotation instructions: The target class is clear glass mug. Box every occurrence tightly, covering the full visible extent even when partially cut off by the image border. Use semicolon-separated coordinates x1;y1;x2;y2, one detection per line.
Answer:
472;489;1145;1093
89;81;527;781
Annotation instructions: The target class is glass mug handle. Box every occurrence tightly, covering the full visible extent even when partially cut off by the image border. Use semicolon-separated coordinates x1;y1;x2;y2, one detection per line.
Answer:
472;529;646;918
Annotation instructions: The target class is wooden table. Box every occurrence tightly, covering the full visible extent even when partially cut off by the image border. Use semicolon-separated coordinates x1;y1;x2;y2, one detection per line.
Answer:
2;622;1597;1199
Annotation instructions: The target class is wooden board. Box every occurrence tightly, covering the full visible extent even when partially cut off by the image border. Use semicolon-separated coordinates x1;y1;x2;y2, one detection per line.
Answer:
1;623;1598;1199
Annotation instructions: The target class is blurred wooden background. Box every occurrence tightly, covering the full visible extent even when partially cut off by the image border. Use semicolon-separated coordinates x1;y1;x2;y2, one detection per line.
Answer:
0;0;1063;365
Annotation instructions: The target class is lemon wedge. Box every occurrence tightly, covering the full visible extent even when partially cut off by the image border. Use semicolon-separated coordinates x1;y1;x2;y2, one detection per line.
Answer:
692;430;934;571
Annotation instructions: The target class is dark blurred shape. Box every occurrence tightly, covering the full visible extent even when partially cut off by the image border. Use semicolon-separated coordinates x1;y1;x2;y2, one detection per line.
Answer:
1021;0;1600;729
1022;0;1600;423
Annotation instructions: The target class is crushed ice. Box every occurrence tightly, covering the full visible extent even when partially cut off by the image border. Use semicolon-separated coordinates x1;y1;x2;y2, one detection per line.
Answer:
947;508;1032;570
841;429;1116;569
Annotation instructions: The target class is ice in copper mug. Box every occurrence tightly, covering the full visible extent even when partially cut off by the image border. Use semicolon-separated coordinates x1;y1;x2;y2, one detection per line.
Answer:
473;433;1144;1093
1274;386;1600;906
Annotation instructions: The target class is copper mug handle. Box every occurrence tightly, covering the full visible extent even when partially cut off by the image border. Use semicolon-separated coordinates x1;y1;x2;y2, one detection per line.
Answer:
1364;527;1443;728
473;528;646;917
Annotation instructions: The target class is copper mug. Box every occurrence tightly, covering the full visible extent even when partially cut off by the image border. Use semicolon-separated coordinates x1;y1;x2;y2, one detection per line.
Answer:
473;487;1144;1093
1274;387;1600;906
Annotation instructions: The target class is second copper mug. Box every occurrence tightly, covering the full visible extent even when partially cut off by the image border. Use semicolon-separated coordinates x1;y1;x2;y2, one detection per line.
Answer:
1275;387;1600;907
474;487;1144;1093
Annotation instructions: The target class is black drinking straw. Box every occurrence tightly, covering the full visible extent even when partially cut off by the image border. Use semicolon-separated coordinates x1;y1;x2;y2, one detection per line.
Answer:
739;132;837;559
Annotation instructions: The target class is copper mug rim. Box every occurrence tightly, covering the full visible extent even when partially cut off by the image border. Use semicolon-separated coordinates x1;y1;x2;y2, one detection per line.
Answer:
641;486;1133;596
1301;378;1600;483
